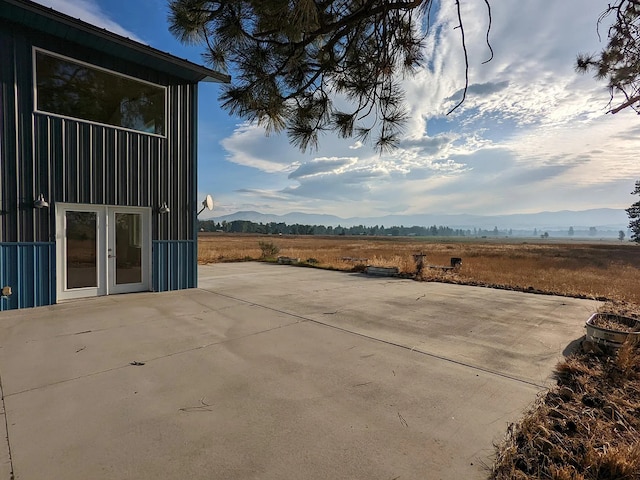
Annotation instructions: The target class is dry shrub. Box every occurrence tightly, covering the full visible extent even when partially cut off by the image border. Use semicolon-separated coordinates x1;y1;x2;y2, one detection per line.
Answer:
418;268;461;282
258;240;280;259
585;444;640;479
549;465;584;480
598;300;640;319
491;339;640;480
614;341;640;378
554;356;601;393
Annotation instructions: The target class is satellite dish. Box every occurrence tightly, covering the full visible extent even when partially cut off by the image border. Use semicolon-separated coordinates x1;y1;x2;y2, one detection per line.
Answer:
197;194;214;216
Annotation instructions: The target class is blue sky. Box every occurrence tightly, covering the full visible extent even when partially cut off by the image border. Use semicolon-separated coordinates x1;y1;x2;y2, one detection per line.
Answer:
34;0;640;220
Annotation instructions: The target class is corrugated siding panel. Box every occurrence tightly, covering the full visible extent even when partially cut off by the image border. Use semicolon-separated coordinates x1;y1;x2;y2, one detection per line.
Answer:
1;26;52;244
0;242;55;310
157;83;196;242
32;84;196;243
36;116;163;208
2;18;200;307
152;240;196;292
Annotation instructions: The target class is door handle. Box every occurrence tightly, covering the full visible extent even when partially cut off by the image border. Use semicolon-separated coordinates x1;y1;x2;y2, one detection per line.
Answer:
108;255;116;259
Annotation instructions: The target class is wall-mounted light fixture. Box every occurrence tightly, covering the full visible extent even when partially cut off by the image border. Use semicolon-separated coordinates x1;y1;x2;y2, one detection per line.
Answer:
159;202;170;214
34;193;49;209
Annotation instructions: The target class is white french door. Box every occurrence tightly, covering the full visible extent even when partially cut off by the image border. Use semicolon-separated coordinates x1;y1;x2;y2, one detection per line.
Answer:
56;204;151;301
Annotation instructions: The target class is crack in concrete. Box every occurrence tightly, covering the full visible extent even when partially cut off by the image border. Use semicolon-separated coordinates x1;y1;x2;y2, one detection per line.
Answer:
0;369;15;479
3;318;304;398
203;288;548;389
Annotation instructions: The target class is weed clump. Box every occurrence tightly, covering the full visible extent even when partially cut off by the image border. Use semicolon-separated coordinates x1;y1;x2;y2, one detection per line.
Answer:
258;241;280;259
490;338;640;480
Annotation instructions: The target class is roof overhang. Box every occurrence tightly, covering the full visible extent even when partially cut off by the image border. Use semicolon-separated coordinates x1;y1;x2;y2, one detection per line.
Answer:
1;0;231;84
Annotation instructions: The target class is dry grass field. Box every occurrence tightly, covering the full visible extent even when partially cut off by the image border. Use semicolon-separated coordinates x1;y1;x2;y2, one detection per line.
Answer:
199;233;640;304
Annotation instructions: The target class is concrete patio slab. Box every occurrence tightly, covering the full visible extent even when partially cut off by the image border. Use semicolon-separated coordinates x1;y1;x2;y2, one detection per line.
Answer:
0;262;599;480
198;263;597;386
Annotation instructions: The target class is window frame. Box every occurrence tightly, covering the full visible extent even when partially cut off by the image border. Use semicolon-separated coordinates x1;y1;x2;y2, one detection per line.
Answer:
32;47;168;138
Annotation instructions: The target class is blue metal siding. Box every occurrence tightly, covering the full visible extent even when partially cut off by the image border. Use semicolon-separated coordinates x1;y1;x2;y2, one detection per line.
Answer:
1;18;202;306
0;242;55;310
152;240;196;292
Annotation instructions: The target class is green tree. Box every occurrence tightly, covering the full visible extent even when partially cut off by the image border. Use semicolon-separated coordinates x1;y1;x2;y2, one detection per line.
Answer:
627;180;640;243
568;226;574;236
576;1;640;114
168;0;493;151
619;230;626;241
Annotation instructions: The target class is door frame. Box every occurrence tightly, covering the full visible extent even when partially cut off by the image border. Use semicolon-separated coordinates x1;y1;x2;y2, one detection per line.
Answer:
55;203;152;301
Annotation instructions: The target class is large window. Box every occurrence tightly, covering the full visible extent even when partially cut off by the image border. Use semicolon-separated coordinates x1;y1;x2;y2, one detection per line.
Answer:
34;49;166;135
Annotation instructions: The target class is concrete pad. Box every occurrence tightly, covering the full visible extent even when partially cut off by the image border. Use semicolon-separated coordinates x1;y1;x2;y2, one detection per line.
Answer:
0;380;11;480
199;263;598;386
0;263;599;480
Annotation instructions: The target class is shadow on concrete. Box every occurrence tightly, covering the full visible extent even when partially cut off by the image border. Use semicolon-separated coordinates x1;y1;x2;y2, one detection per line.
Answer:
563;336;585;357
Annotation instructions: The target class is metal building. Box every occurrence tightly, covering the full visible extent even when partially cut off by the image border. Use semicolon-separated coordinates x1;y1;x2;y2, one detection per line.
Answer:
0;0;229;310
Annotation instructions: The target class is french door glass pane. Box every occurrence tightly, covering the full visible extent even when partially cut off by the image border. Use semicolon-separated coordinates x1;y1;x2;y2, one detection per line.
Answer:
66;211;97;289
115;213;142;285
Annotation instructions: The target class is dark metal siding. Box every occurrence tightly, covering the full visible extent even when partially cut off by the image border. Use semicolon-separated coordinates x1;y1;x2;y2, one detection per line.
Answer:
152;240;196;292
34;116;161;211
1;24;51;243
1;18;200;307
0;242;55;310
31;85;197;243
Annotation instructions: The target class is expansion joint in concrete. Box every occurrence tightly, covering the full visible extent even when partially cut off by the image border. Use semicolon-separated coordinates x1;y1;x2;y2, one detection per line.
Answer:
205;289;547;390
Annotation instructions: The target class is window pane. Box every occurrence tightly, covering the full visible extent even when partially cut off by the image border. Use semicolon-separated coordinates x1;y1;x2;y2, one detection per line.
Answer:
35;51;165;135
115;213;142;285
66;211;97;289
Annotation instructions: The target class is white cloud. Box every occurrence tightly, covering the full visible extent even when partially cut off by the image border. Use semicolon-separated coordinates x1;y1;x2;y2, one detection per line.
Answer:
288;157;358;179
220;122;308;173
33;0;144;42
214;0;640;217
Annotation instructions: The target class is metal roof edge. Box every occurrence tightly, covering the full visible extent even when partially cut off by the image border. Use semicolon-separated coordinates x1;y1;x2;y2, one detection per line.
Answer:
2;0;231;84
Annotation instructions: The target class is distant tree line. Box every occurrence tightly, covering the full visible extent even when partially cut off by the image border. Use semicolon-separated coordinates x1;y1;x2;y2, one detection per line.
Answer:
198;219;476;236
197;220;520;237
198;220;631;238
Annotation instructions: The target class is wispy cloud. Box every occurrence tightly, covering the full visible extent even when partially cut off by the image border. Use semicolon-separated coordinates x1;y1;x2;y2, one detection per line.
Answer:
220;122;315;173
213;0;640;216
288;157;358;180
33;0;144;42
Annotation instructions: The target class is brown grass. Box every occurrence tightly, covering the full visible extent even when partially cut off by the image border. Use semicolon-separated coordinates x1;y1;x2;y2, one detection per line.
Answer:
490;340;640;480
590;314;640;333
199;234;640;304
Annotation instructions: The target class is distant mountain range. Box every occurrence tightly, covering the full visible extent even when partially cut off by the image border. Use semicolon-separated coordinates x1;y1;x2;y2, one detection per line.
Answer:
204;208;629;232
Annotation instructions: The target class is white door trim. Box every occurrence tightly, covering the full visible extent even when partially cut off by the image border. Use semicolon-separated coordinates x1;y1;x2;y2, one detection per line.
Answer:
55;203;151;301
107;206;152;295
